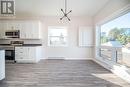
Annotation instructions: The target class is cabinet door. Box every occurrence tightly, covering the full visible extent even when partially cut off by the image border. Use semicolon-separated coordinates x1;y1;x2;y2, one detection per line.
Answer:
14;21;22;30
25;21;35;39
0;21;7;39
0;22;4;38
7;21;21;31
20;21;33;39
28;47;36;59
7;21;15;30
20;22;27;39
20;21;32;39
32;21;40;39
15;47;27;60
15;47;24;60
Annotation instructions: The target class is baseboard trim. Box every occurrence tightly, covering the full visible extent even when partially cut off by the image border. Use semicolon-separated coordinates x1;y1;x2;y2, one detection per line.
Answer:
65;58;93;60
40;58;93;60
40;58;47;59
92;58;111;70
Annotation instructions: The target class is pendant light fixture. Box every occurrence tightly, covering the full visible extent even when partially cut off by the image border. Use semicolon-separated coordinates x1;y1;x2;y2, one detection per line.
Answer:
60;0;72;21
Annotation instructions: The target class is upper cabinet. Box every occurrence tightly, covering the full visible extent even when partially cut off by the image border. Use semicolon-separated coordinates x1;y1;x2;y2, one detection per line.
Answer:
20;21;42;39
7;21;22;31
0;21;7;39
0;20;42;39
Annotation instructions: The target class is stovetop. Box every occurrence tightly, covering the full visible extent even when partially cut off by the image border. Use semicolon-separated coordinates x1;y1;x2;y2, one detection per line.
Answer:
0;44;42;46
0;44;42;50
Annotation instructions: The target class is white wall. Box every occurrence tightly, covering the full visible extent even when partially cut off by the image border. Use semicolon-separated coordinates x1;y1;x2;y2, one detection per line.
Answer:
41;16;94;59
94;0;130;24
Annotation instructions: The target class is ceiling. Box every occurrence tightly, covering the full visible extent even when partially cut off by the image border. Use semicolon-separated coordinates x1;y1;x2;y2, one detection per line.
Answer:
15;0;110;17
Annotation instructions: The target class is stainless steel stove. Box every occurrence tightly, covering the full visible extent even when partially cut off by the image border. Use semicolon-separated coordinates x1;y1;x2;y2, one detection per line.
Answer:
0;45;15;62
0;41;24;63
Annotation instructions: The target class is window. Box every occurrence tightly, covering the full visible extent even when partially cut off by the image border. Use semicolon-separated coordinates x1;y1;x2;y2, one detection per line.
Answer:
48;26;67;46
99;12;130;66
100;13;130;46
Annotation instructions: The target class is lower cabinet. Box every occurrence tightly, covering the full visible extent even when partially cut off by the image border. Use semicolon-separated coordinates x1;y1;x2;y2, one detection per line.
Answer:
0;50;5;80
15;46;42;63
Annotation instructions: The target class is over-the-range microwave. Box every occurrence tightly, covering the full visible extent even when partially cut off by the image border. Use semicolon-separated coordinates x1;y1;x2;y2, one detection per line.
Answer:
5;30;20;38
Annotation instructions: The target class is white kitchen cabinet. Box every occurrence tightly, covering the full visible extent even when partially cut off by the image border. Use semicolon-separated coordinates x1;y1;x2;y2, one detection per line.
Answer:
0;20;42;39
19;22;29;39
0;21;7;39
19;21;32;39
0;50;5;80
7;21;22;30
15;46;42;63
31;21;42;39
20;21;42;39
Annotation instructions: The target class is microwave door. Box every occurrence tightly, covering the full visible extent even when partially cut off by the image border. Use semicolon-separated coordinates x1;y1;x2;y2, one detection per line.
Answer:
5;30;20;38
5;32;13;36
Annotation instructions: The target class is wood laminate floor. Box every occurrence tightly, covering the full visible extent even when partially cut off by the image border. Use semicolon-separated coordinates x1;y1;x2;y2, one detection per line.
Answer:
0;60;130;87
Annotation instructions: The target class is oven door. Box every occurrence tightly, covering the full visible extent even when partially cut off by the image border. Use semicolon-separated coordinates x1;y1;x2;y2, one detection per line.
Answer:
5;50;15;60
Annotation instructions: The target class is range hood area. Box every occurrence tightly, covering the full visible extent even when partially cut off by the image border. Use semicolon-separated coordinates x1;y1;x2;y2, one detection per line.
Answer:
5;30;20;39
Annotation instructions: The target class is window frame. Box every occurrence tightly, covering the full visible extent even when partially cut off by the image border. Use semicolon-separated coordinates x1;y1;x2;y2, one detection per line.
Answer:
95;6;130;61
48;26;68;47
